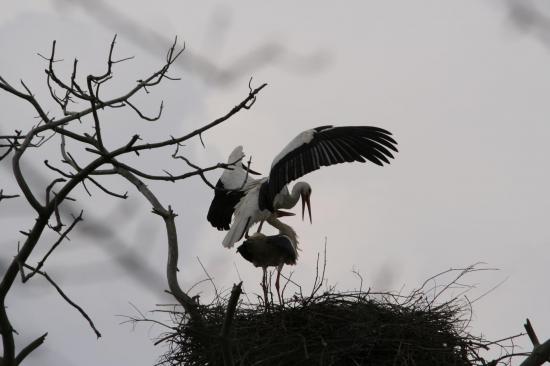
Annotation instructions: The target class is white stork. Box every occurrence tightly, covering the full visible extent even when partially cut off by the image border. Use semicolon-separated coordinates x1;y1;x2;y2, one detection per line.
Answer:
237;213;298;304
207;125;398;248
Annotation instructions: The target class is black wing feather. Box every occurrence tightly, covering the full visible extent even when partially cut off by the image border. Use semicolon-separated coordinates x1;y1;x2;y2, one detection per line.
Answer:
267;126;398;200
207;180;245;231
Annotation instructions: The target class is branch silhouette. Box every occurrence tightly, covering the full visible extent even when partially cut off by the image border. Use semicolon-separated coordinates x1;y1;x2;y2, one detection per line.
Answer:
0;36;266;364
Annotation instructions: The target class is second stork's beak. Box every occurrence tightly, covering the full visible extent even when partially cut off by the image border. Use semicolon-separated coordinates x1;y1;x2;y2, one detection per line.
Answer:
301;192;312;224
275;210;295;217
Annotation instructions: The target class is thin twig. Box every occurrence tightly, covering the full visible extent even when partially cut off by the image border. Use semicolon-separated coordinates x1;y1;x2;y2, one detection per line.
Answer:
23;211;83;282
197;257;220;299
126;99;163;121
0;189;20;202
21;263;101;338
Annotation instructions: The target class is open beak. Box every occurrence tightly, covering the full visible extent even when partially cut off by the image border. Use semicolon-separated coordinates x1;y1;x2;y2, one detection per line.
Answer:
275;210;295;217
301;194;312;224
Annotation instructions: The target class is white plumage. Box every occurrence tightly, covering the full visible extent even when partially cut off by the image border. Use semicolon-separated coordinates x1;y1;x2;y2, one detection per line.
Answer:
271;129;316;168
222;179;270;248
220;145;256;190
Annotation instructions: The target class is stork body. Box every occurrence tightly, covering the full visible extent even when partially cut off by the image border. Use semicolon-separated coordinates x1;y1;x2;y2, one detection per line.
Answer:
237;216;298;303
237;232;297;268
237;218;298;268
208;125;398;248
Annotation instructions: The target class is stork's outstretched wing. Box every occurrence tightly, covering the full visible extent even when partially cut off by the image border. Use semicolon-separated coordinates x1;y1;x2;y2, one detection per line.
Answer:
207;146;258;230
266;126;398;200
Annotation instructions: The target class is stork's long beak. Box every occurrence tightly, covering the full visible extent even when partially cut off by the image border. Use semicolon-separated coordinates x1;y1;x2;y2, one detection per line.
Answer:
301;194;312;224
275;210;295;217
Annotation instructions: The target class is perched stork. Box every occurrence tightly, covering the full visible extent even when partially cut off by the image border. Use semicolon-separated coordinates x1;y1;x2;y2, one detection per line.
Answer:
237;213;298;304
209;125;398;248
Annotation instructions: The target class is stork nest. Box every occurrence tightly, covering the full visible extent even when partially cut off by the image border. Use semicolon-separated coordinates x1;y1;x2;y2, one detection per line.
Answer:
154;287;501;366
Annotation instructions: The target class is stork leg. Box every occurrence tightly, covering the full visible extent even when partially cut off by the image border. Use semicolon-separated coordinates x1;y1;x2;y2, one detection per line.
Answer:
261;267;269;308
243;217;252;239
275;266;283;305
256;220;265;233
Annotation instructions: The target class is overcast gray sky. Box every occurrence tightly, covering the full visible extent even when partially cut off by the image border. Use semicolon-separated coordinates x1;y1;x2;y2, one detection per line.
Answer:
1;1;550;365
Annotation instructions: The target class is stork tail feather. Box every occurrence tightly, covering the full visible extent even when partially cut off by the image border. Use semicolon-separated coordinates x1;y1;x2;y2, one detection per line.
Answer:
222;216;251;248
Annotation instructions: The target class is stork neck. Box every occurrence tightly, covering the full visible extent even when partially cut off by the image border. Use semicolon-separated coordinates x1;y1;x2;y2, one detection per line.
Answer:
287;181;309;207
288;186;301;207
266;217;298;247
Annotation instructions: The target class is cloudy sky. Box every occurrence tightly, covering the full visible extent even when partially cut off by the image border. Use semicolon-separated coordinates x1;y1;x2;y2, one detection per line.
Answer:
1;1;550;365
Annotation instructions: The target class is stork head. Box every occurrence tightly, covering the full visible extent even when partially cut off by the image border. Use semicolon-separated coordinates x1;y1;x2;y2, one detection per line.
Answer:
300;183;312;224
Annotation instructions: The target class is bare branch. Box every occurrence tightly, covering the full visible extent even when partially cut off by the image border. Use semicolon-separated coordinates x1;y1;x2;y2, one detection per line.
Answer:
45;178;66;204
46;71;66;111
61;58;82;115
21;263;101;338
0;131;24;142
114;167;204;328
125;99;163;121
0;141;16;161
87;176;128;199
118;302;176;331
42;40;90;101
0;77;50;125
110;159;230;183
89;34;119;83
197;257;219;299
127;82;267;154
15;332;47;365
173;148;252;192
44;160;73;178
60;138;115;176
12;136;45;213
49;194;64;232
0;299;16;363
518;318;550;366
23;211;83;282
520;342;550;365
0;189;20;202
198;132;206;148
0;130;22;160
112;55;135;64
220;282;243;366
87;75;106;149
525;319;541;347
173;155;215;189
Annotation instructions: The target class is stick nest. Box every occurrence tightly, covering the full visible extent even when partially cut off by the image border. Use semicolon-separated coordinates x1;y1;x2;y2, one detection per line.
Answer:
156;289;494;366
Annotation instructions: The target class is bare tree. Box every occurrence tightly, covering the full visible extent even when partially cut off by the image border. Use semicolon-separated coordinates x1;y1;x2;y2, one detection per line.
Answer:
0;35;264;365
